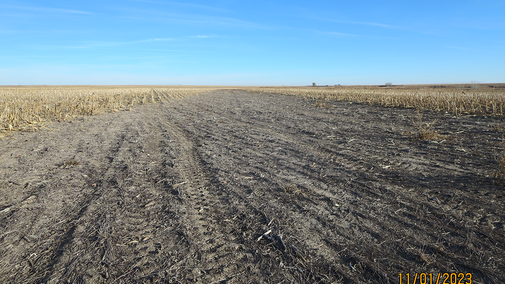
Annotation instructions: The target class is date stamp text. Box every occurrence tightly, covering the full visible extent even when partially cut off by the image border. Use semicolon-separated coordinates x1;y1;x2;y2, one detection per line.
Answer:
399;273;472;284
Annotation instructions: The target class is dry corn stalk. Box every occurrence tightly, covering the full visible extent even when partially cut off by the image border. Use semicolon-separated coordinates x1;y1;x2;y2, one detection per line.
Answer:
0;86;226;135
246;86;505;117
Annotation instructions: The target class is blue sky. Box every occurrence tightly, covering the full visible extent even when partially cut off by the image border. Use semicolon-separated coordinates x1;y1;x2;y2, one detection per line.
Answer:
1;0;504;85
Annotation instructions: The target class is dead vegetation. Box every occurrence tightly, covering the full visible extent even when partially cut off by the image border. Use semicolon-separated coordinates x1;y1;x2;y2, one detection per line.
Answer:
281;184;313;196
0;86;222;137
60;160;80;168
314;100;333;109
410;110;447;141
248;85;505;117
492;138;505;180
248;85;505;180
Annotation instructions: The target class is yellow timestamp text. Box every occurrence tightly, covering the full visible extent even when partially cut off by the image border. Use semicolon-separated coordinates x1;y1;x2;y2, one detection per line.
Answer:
399;273;472;284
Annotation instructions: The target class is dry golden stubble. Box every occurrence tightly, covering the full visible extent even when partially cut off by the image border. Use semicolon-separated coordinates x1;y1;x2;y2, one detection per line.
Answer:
491;135;505;180
314;100;333;109
244;86;505;117
410;110;446;141
0;86;224;136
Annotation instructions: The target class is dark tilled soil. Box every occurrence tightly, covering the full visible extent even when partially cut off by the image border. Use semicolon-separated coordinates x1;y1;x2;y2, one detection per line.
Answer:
0;90;504;284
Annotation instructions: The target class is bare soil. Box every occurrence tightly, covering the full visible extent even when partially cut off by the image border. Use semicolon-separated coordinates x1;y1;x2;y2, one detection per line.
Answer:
1;89;504;284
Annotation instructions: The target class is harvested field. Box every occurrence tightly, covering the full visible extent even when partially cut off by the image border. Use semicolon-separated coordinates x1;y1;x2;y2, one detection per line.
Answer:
248;85;505;117
0;86;227;136
0;88;504;283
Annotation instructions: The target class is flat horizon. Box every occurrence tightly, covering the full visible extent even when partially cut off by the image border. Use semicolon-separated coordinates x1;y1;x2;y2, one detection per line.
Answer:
1;83;505;87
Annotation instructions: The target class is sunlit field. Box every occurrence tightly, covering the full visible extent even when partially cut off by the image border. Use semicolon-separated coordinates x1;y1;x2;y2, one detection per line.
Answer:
248;84;505;117
0;84;504;283
0;86;224;135
1;84;504;137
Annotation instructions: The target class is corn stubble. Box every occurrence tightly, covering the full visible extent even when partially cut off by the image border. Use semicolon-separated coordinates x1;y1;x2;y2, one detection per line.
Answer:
2;85;505;174
3;86;504;134
248;86;505;117
0;86;216;136
248;86;505;179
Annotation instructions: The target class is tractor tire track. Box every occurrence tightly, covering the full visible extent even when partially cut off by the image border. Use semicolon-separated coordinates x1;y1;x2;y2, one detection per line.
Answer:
156;89;505;283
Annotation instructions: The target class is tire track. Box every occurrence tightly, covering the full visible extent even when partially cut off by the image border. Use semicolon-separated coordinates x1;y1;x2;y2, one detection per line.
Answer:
32;119;153;283
0;106;191;283
150;101;260;283
158;89;505;283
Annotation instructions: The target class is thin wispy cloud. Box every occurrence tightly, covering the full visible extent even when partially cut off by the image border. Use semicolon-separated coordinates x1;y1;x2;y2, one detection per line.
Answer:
347;20;445;36
41;38;174;49
310;30;360;37
307;28;404;40
137;38;175;43
99;55;194;61
0;29;95;34
145;49;211;53
2;5;93;15
171;17;262;28
133;0;229;12
303;16;445;36
331;20;399;29
192;35;216;39
445;46;472;51
39;36;214;49
119;11;265;29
